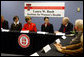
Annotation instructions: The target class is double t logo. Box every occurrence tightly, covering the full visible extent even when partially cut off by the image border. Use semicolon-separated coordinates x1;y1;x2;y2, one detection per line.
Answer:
26;4;31;11
22;38;26;45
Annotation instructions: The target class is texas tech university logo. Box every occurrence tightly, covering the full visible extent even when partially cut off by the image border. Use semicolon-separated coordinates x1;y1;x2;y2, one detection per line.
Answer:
26;4;31;11
18;34;30;48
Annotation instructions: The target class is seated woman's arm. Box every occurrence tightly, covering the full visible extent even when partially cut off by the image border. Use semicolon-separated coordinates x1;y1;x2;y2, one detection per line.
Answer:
61;47;83;56
33;24;37;32
65;43;82;50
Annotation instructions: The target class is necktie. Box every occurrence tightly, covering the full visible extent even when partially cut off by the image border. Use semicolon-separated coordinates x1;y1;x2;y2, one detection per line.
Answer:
63;26;66;32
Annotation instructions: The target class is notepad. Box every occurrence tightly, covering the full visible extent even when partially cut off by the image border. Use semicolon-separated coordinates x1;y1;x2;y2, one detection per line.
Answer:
43;44;51;53
1;29;10;32
55;39;61;44
62;36;66;39
66;34;75;37
20;30;29;33
30;52;39;56
56;33;65;36
37;31;48;34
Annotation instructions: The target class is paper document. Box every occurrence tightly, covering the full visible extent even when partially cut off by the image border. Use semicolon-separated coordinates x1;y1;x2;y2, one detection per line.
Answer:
30;52;39;56
55;39;61;44
20;30;29;33
56;33;65;36
1;29;10;32
37;31;48;34
43;44;51;53
62;36;66;39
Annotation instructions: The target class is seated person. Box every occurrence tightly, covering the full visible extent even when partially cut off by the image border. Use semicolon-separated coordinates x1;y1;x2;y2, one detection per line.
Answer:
1;16;9;29
22;16;37;32
70;19;83;44
55;17;73;34
54;20;83;56
54;34;83;56
41;17;54;33
10;16;22;31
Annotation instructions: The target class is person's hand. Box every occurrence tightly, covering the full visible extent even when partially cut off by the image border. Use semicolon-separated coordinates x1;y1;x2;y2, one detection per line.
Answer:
54;43;62;49
54;31;62;34
54;44;66;52
57;44;62;48
72;39;75;41
61;47;66;50
56;46;63;52
54;43;60;47
70;39;75;44
54;44;63;52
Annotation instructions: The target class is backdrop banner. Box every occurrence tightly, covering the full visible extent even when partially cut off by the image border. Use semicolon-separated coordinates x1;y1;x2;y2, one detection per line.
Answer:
24;2;65;17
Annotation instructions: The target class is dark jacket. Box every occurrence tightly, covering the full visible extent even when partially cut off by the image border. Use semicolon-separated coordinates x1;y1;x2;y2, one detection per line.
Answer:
41;23;54;33
1;20;9;29
59;22;73;34
10;22;22;31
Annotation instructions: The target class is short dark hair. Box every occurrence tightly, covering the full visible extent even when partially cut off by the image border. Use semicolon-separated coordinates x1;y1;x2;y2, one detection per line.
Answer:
44;17;49;21
13;16;19;21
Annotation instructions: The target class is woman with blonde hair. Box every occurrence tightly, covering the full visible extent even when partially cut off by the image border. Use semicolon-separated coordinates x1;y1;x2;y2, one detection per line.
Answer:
22;16;37;32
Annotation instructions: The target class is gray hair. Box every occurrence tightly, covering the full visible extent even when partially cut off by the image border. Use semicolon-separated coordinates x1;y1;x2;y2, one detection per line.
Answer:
75;19;83;29
63;17;69;23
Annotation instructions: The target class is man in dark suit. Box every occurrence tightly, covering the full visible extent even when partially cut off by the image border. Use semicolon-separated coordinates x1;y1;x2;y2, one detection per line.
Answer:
56;17;73;34
1;16;9;29
54;19;83;56
41;17;54;33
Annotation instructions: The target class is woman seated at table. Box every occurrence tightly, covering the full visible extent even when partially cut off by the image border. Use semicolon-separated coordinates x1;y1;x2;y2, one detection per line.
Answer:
10;16;22;31
41;17;54;33
22;16;37;32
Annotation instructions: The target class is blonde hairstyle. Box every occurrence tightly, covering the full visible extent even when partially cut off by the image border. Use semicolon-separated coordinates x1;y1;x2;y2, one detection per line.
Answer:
1;16;4;19
75;19;83;29
25;16;31;22
63;17;69;23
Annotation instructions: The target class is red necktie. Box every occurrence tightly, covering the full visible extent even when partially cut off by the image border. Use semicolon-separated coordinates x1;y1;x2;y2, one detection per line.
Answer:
63;27;66;32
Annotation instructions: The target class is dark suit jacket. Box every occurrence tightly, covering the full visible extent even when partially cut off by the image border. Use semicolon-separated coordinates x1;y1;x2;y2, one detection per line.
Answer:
59;22;73;33
41;23;54;33
1;20;9;29
10;23;22;31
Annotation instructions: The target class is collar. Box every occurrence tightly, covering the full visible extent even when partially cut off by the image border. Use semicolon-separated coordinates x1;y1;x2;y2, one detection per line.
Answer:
43;23;50;26
14;21;19;25
27;22;32;25
65;23;68;27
